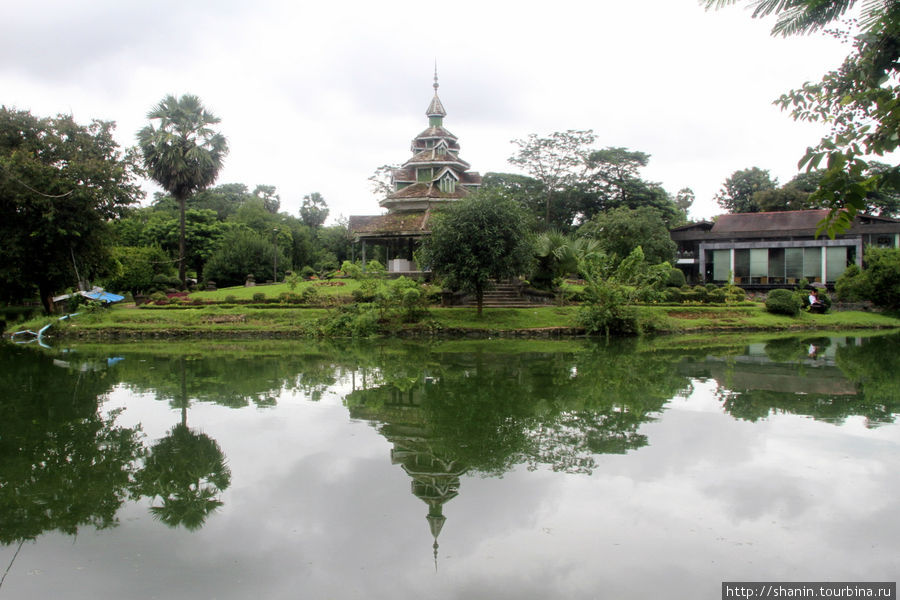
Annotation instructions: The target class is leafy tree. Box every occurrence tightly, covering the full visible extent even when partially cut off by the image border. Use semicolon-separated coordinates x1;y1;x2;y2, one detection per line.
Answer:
835;246;900;309
704;0;900;235
130;208;227;280
675;187;695;219
578;206;676;266
422;190;534;315
752;186;815;211
191;182;250;220
137;94;228;287
368;164;396;198
482;172;573;230
203;227;290;286
300;192;329;230
579;147;681;224
0;108;143;312
101;245;175;295
253;184;280;214
316;217;354;267
714;167;778;213
508;130;597;228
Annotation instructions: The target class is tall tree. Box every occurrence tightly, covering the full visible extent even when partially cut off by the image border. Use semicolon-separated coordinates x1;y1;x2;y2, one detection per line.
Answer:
714;167;778;213
578;206;677;267
422;190;534;316
508;130;597;228
137;94;228;287
675;187;695;219
253;184;280;214
300;192;329;230
0;108;143;312
704;0;900;234
580;147;680;224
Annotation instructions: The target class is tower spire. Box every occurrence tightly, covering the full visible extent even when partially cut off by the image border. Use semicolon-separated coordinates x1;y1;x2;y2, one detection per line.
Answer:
426;65;446;123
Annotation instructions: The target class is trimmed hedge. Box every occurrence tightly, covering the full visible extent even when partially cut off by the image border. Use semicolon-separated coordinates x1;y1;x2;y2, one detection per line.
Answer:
765;288;802;316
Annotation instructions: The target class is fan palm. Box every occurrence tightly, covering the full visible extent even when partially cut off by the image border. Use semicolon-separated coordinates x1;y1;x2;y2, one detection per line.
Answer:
702;0;892;36
137;94;228;287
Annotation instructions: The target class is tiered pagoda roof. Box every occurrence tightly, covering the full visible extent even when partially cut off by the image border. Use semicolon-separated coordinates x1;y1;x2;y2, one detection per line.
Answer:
350;71;482;241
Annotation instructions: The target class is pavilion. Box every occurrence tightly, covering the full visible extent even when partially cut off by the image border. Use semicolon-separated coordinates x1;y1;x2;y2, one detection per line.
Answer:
349;72;482;274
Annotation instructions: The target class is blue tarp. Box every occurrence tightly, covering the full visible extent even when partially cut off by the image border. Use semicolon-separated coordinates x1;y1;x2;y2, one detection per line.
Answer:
82;289;125;303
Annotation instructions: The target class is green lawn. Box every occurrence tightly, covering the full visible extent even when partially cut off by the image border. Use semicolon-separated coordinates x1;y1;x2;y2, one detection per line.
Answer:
189;279;362;301
9;301;900;339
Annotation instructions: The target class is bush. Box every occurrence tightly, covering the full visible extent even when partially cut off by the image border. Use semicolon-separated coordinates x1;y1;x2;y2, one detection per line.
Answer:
765;288;802;316
151;273;182;292
300;265;317;279
316;304;379;337
577;281;640;337
252;292;266;303
723;284;747;303
665;268;686;288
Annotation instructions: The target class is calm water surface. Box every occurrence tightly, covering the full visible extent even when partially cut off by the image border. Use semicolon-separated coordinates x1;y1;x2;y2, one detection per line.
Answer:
1;333;898;599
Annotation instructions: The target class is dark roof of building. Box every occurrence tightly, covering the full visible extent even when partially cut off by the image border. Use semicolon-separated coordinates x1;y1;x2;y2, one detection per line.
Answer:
711;210;832;233
386;182;472;200
403;149;470;169
414;126;458;141
349;211;433;236
671;209;900;242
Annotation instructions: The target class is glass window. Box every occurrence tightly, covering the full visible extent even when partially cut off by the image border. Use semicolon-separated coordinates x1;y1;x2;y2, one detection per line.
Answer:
804;247;822;281
712;250;730;282
785;248;803;282
826;246;848;282
734;249;750;282
750;249;767;279
768;248;785;283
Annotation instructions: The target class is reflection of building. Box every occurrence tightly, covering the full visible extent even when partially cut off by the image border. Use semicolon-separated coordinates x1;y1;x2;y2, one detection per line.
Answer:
671;210;900;286
349;72;482;275
346;380;465;567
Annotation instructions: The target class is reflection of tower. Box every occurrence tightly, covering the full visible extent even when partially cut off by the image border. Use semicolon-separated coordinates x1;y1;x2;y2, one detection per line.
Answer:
389;434;466;568
346;381;467;568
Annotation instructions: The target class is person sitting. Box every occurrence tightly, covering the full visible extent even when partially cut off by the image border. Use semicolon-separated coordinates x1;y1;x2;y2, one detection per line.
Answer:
808;289;827;313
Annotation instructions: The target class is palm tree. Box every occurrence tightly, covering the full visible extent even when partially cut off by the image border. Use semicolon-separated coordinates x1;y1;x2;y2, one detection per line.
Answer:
137;95;228;287
702;1;889;36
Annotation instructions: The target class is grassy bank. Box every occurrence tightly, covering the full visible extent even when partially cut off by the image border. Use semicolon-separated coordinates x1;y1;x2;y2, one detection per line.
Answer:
6;302;900;340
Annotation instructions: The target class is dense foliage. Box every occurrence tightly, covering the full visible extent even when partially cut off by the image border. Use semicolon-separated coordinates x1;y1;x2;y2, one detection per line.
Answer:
835;246;900;310
422;190;534;315
0;107;143;312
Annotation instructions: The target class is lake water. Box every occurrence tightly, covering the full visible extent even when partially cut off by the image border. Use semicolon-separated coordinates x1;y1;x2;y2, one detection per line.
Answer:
1;333;898;599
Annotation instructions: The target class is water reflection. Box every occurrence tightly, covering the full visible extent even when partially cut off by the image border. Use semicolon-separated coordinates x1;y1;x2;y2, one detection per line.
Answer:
1;332;899;597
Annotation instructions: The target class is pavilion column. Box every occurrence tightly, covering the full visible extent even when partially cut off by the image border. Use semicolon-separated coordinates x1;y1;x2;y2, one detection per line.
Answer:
361;240;367;271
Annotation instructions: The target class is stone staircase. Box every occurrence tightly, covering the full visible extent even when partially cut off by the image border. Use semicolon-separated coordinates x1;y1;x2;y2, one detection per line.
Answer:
455;282;549;308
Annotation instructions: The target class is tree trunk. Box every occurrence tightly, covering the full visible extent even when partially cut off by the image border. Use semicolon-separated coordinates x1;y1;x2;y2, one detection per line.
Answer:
178;195;186;288
39;282;55;315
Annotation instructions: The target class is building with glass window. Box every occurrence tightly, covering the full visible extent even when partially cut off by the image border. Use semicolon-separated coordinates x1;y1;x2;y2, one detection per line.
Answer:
670;210;900;287
349;72;482;274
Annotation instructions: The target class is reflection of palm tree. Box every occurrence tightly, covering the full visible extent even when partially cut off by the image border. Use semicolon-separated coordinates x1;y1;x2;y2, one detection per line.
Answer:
136;424;231;531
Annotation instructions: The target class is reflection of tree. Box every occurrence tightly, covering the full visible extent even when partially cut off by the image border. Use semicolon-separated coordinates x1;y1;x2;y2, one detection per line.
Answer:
709;335;900;427
0;345;143;545
136;423;231;531
835;334;900;426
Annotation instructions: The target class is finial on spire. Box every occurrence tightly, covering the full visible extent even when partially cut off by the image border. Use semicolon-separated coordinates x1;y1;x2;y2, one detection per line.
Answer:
426;64;447;120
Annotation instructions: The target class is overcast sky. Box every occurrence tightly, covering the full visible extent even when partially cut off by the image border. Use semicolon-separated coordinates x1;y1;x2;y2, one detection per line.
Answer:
2;0;853;222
